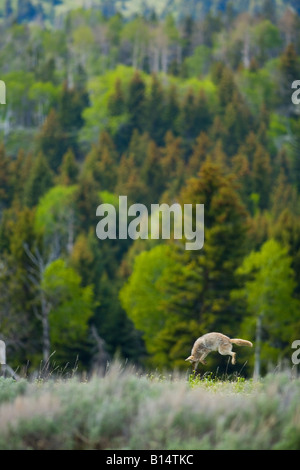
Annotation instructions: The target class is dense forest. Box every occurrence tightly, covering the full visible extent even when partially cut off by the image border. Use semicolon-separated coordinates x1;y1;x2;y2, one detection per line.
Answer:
0;0;300;377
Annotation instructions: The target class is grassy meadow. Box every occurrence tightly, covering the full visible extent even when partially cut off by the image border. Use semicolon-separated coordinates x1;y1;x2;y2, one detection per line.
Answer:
0;363;299;450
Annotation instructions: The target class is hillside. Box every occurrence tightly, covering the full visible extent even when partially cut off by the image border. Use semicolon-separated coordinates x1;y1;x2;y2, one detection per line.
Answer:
0;0;299;23
0;0;299;379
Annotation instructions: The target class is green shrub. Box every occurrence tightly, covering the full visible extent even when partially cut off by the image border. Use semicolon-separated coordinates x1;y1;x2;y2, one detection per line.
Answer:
0;366;300;450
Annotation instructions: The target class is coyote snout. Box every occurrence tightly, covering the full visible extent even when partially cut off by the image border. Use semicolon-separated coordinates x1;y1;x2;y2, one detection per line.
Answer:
186;332;253;371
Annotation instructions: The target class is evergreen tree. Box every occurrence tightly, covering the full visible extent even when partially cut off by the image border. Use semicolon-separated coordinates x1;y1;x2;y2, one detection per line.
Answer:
0;206;38;367
141;140;165;206
178;88;197;144
75;172;101;232
24;153;53;208
290;119;300;192
83;131;118;193
58;81;89;151
0;143;10;206
36;108;68;173
57;148;79;186
145;74;167;145
116;154;148;205
168;160;249;335
217;66;237;111
122;161;249;369
127;71;146;134
278;44;300;113
186;131;212;178
178;87;212;152
252;144;272;210
221;92;253;156
164;84;180;136
127;129;151;168
161;131;185;201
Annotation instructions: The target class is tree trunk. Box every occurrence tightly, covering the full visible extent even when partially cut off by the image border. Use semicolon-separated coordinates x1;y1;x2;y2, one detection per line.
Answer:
41;293;51;363
253;314;263;380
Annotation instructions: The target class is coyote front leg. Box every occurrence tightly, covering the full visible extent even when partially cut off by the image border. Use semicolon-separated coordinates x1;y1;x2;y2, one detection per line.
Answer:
199;349;210;365
194;348;210;370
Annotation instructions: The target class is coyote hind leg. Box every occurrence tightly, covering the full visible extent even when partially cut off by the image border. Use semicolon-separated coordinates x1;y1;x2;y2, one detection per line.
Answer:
218;345;236;365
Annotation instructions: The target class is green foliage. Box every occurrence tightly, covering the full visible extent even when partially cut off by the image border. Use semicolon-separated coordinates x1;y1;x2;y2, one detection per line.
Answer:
24;153;54;207
41;259;95;359
1;370;300;450
0;0;299;376
120;244;177;345
233;239;300;368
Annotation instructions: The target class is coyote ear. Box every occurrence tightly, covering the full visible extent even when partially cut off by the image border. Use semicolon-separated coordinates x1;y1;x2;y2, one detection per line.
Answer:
185;355;194;362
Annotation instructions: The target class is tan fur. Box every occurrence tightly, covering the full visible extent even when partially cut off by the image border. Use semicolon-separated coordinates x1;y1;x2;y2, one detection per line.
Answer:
185;332;253;370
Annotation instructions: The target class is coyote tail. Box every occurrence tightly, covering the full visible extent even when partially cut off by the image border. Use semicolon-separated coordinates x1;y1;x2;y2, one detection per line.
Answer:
230;338;253;347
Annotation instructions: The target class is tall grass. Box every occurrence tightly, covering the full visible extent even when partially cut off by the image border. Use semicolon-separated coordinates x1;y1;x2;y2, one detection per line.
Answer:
0;362;299;450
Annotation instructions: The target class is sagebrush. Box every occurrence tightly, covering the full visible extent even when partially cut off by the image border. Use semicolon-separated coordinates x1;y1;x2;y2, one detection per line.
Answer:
0;364;300;450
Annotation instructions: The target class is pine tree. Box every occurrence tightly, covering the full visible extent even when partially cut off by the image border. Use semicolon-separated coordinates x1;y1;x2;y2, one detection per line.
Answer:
36;108;68;173
0;143;9;205
161;131;185;201
58;81;89;151
145;74;167;145
178;86;212;154
127;70;146;134
217;66;237;111
290;119;300;192
231;151;252;206
141;140;165;206
127;129;151;168
279;44;300;112
178;88;197;144
163;160;248;338
270;170;298;219
24;153;53;208
271;209;300;297
83;131;118;193
195;89;212;133
121;161;249;369
75;172;101;232
57;148;79;186
116;154;147;205
186;131;212;178
164;84;180;136
252;144;272;210
221;92;253;156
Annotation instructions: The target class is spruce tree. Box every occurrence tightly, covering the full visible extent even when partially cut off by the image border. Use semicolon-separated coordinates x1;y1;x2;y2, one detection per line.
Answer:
279;44;300;113
127;71;146;134
36;108;68;173
160;161;249;365
57;148;79;186
83;131;118;193
164;84;180;136
141;140;165;206
186;131;212;178
0;143;9;205
145;74;167;145
24;153;53;208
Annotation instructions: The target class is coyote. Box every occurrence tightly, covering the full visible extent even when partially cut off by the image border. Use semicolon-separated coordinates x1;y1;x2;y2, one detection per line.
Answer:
185;332;253;370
